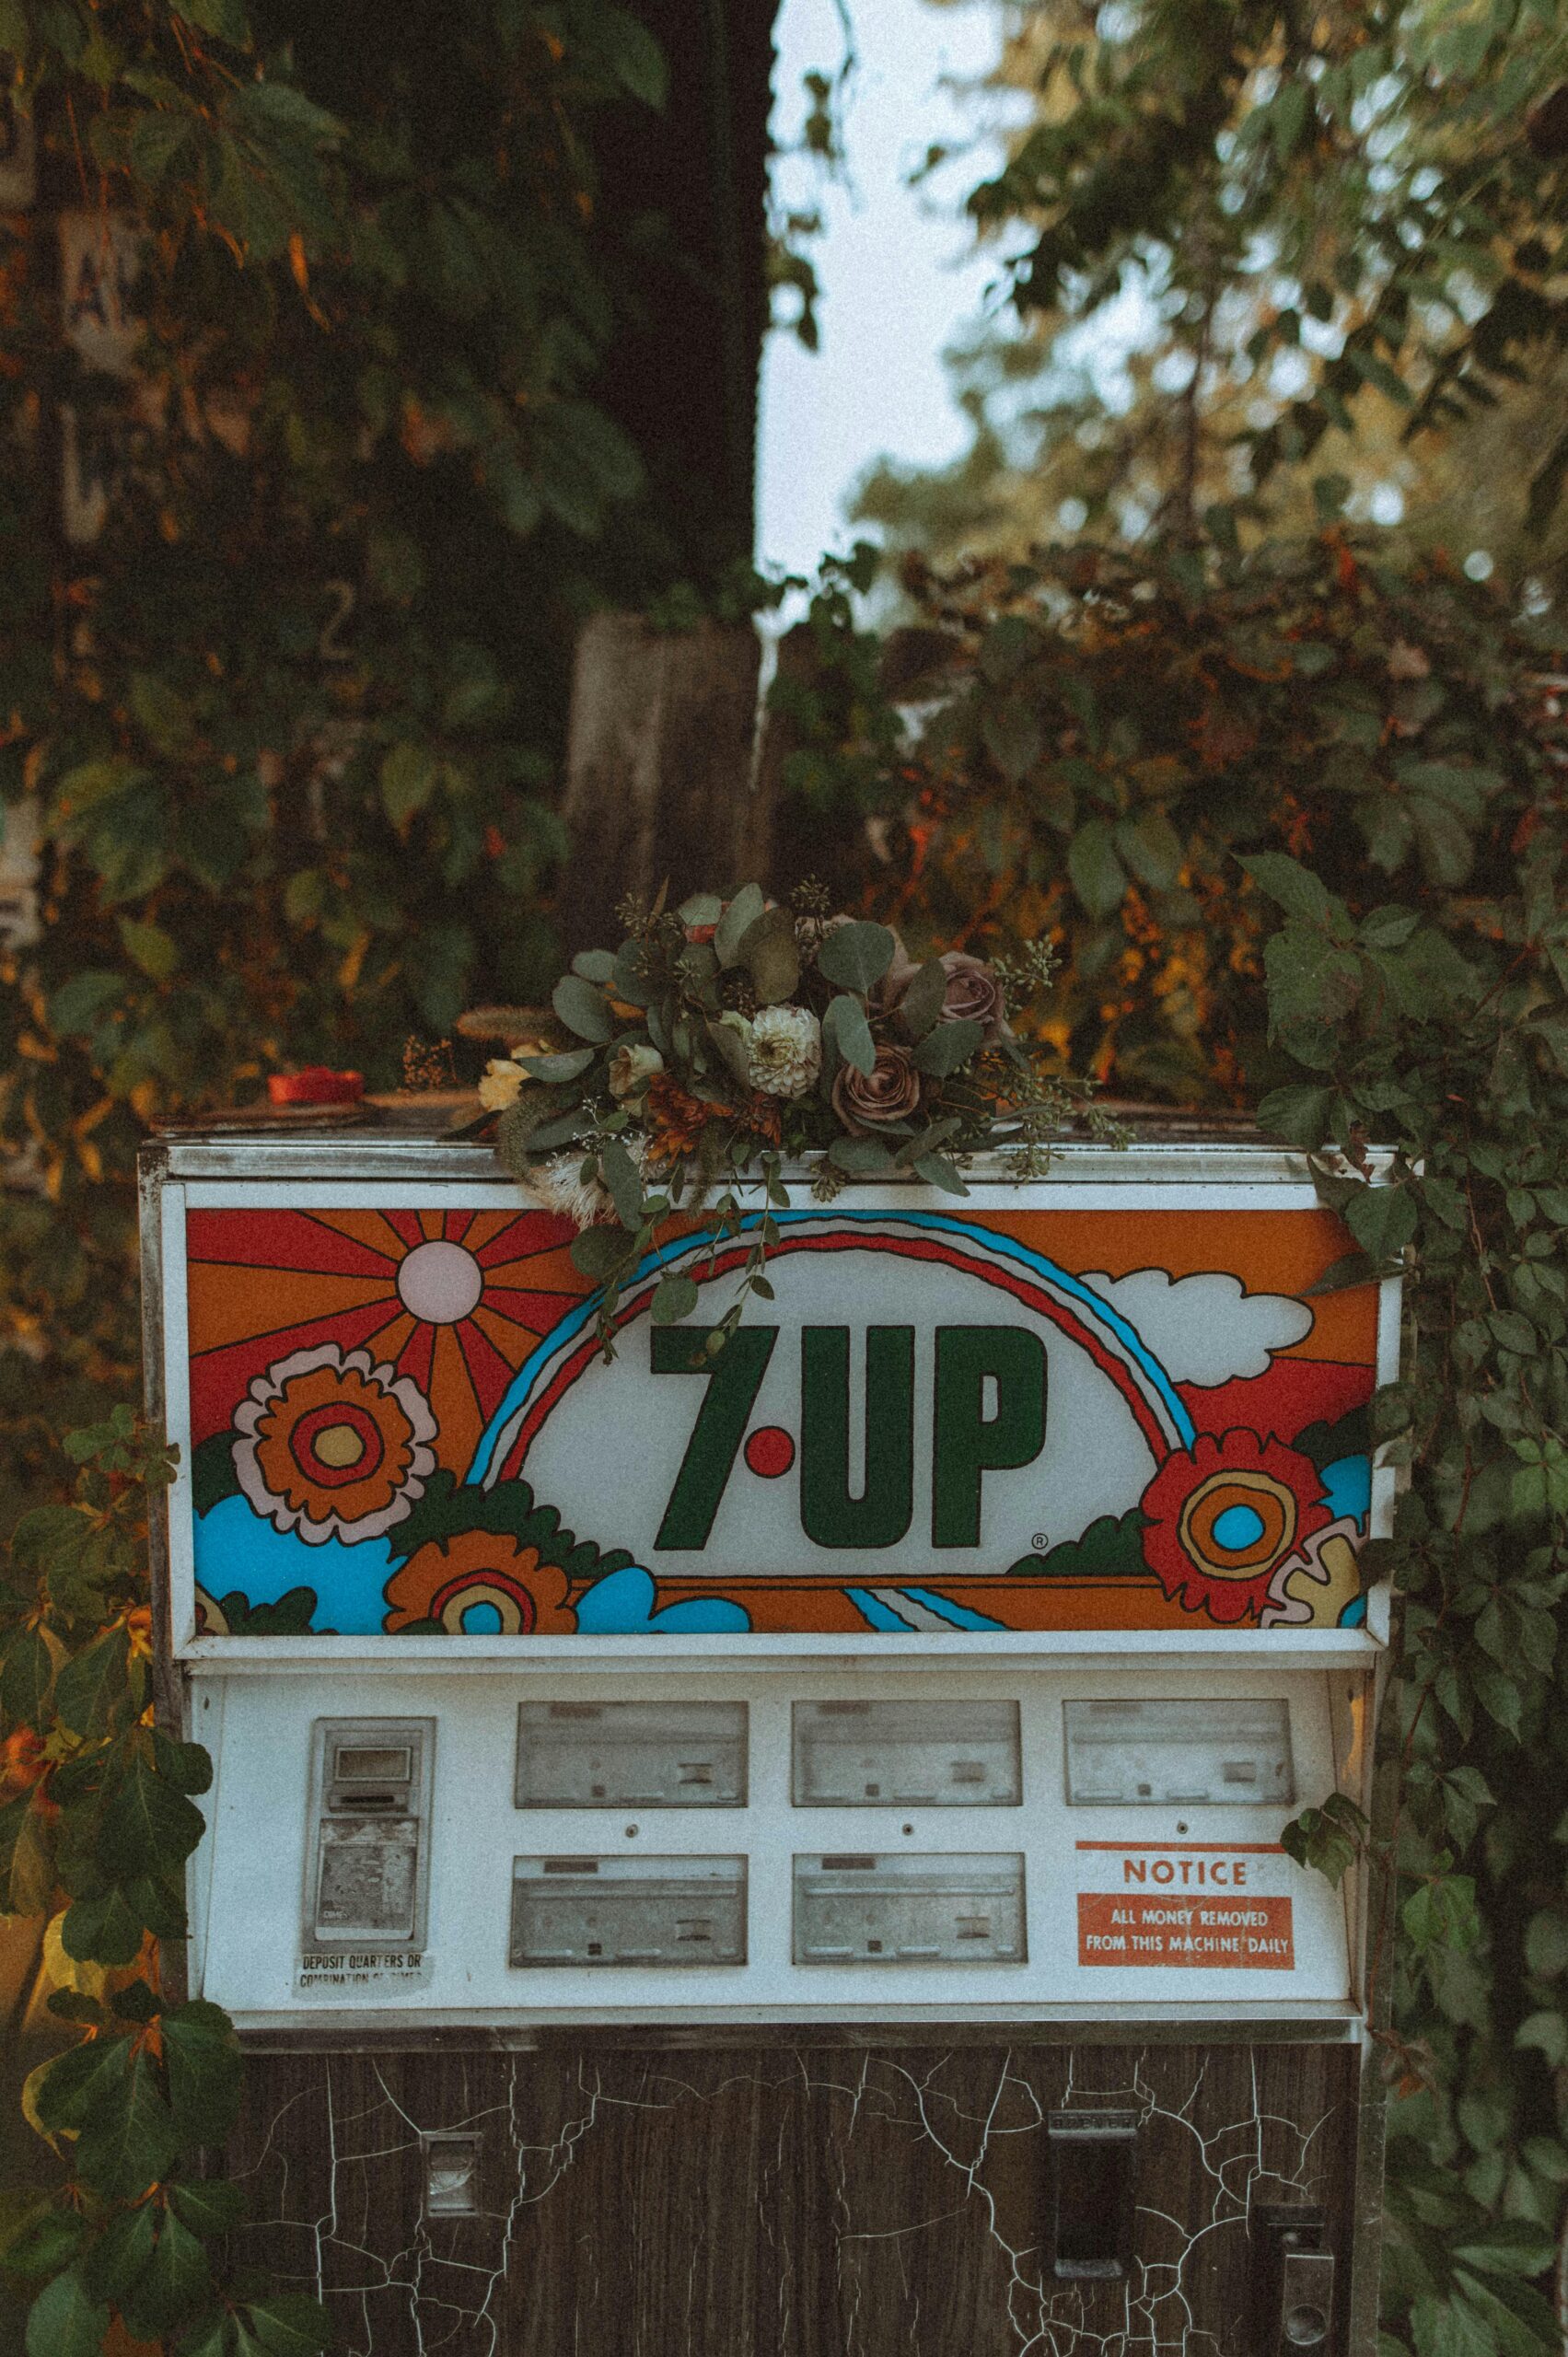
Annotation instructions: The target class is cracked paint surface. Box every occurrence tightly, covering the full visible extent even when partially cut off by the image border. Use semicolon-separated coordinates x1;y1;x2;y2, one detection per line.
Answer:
228;2041;1358;2356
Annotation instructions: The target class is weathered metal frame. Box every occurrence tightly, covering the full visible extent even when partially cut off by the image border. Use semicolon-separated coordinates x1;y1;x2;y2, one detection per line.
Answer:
140;1127;1403;2356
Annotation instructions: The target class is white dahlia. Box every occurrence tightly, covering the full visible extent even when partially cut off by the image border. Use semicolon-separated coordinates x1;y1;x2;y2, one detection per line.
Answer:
747;1004;822;1098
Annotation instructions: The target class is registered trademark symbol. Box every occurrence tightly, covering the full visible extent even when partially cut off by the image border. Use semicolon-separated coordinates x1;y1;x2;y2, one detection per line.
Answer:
1031;1532;1050;1553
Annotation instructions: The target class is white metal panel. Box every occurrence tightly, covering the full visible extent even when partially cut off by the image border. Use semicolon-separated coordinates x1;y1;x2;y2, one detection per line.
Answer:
193;1664;1353;2031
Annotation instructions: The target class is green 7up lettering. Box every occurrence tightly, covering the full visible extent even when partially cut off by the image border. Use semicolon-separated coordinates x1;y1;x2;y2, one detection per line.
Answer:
652;1325;1048;1551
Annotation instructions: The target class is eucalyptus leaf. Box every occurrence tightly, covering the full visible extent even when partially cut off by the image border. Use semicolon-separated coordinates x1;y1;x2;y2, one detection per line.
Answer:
714;883;765;966
894;958;947;1040
518;1048;596;1082
738;905;800;1003
818;920;896;994
571;948;616;983
650;1273;701;1324
827;1136;898;1175
822;993;876;1076
705;1018;753;1089
912;1154;970;1194
552;973;614;1042
912;1018;983;1076
571;1225;633;1281
598;1138;646;1228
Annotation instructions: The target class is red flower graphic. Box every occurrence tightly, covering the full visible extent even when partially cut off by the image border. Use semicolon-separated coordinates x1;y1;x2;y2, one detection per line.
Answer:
1140;1430;1330;1625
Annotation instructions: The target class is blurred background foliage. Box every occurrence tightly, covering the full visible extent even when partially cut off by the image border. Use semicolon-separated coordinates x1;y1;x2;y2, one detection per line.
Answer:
1;0;1568;2351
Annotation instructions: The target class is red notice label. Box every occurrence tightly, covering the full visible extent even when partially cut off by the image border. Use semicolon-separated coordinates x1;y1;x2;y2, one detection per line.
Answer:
1077;1891;1295;1968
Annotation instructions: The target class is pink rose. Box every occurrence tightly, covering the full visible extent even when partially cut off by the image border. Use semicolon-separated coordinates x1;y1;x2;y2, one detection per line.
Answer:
831;1043;923;1134
936;951;1007;1041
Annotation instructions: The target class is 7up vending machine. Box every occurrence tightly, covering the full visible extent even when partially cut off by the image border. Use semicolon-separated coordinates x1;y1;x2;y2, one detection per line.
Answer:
144;1119;1400;2357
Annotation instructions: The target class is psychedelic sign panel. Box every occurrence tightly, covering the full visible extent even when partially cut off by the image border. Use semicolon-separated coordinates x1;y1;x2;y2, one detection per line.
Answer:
179;1190;1388;1638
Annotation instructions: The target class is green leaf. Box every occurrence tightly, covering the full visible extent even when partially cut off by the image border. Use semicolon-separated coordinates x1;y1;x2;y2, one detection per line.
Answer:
75;2050;179;2199
714;884;765;967
597;6;668;106
25;2269;110;2357
380;743;438;830
63;1886;148;1966
99;1748;206;1879
1255;1085;1333;1148
1;1626;59;1724
2;2206;88;2279
118;919;181;979
827;1137;898;1175
1344;1183;1418;1260
912;1018;983;1076
124;2211;214;2335
162;2001;243;2146
552;973;614;1042
817;921;896;993
518;1049;595;1083
83;2201;158;2304
173;0;250;41
1240;853;1342;926
53;1628;132;1738
31;2034;133;2133
649;1273;701;1325
822;993;875;1076
704;1017;753;1089
893;958;947;1041
168;2179;249;2239
738;906;799;1004
240;2292;336;2354
152;1735;215;1795
1450;2220;1559;2276
47;970;123;1036
1115;808;1183;889
912;1154;969;1195
598;1137;645;1229
570;1225;632;1281
1066;819;1126;918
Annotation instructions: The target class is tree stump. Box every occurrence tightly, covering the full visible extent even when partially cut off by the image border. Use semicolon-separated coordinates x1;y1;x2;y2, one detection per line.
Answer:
559;610;763;948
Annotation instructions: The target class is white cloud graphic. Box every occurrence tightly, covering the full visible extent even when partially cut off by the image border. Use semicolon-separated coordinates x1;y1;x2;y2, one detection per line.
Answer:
1079;1269;1314;1388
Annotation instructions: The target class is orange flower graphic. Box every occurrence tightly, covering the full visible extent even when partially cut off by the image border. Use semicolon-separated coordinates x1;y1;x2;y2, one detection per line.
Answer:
1139;1429;1330;1625
383;1529;576;1634
235;1344;437;1545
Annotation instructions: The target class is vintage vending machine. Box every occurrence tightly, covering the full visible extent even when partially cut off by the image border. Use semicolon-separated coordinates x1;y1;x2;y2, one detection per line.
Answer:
143;1115;1400;2357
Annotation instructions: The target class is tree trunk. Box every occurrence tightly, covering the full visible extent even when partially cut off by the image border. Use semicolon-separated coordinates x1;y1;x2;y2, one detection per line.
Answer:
559;610;764;947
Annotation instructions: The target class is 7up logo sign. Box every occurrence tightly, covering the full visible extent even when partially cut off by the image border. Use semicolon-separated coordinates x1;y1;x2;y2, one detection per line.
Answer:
482;1215;1181;1584
650;1325;1047;1550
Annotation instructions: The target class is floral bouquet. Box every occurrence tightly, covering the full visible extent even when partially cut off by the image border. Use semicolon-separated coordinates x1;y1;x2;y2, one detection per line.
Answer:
477;881;1108;1351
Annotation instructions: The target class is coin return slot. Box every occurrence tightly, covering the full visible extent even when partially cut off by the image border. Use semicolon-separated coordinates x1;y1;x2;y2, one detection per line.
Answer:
792;1701;1022;1807
510;1856;747;1968
516;1701;747;1809
1063;1696;1295;1807
793;1853;1026;1964
1049;2111;1136;2281
422;2132;482;2220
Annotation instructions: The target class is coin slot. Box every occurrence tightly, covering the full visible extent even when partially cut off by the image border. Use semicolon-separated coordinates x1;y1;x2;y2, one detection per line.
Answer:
304;1717;435;1956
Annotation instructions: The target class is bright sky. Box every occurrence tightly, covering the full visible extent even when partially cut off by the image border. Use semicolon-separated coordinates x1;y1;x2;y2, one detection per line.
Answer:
755;0;1015;581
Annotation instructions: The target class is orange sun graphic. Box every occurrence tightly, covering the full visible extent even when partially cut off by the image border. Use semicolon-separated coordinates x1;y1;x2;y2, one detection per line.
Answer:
186;1205;592;1480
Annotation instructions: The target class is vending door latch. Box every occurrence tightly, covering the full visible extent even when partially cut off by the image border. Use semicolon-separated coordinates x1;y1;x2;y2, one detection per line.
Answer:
1251;2201;1335;2352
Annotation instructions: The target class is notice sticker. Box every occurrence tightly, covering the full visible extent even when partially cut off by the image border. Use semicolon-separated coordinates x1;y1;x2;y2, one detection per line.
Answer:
1077;1891;1294;1968
1074;1841;1295;1971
